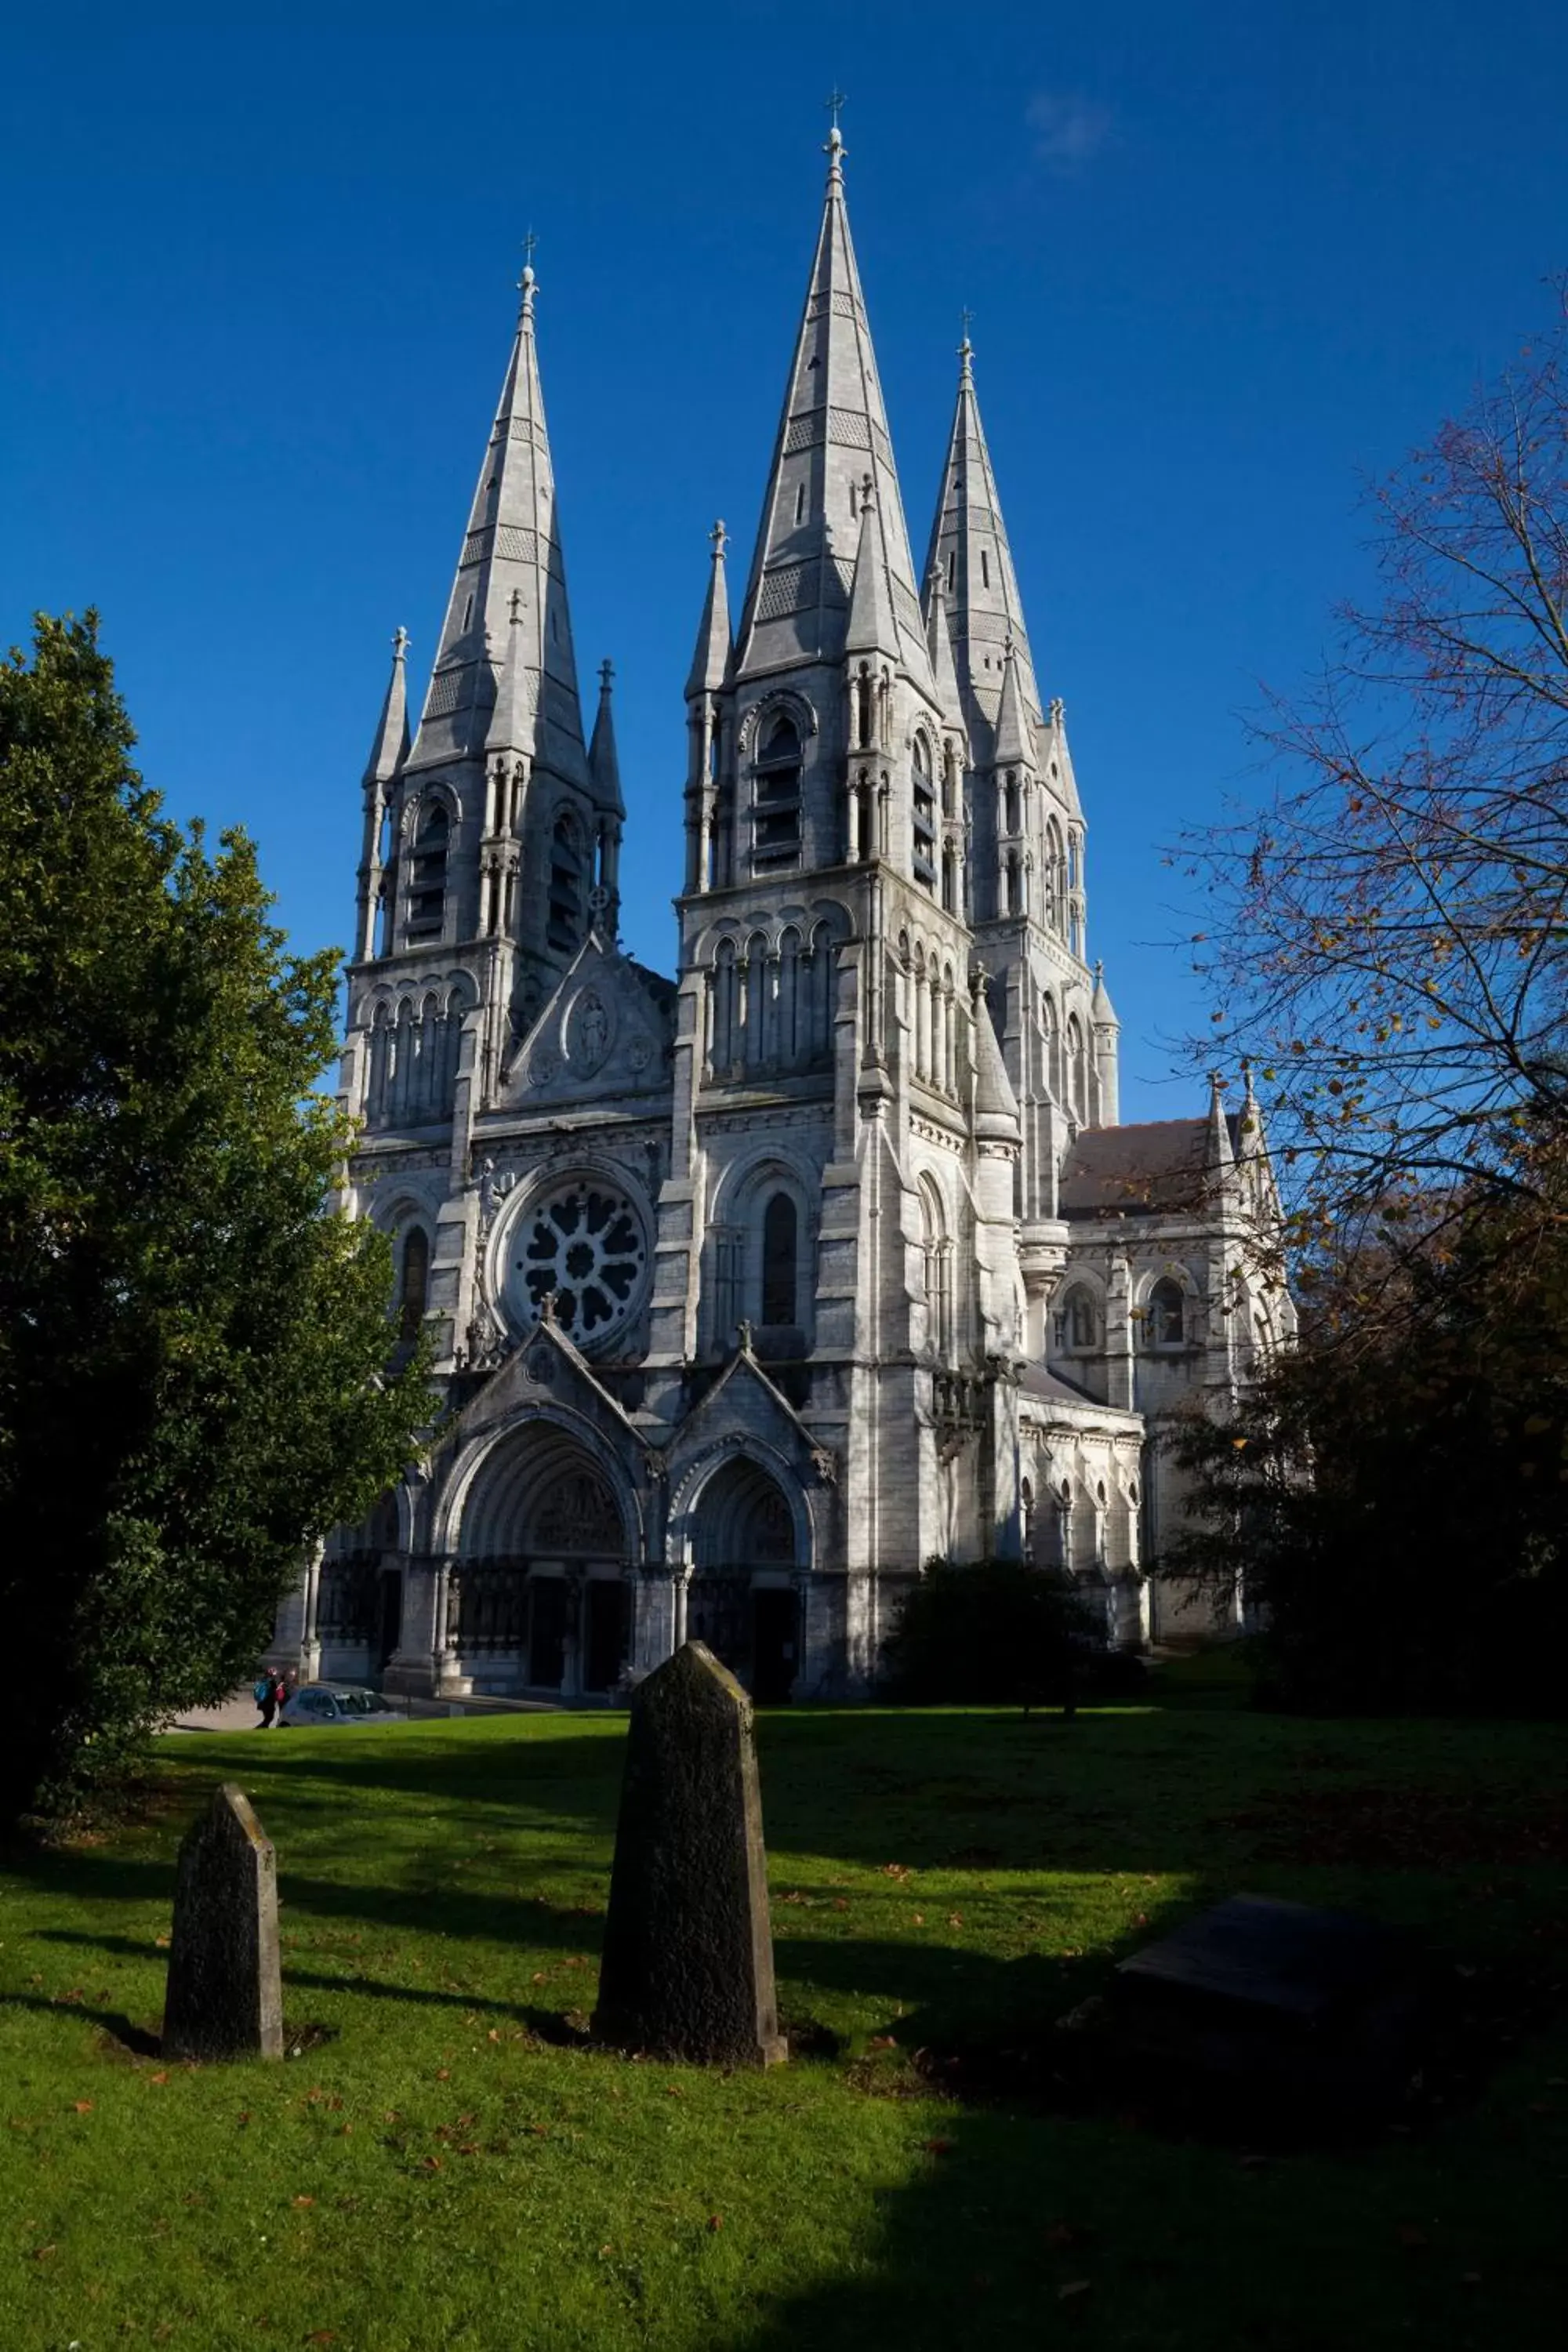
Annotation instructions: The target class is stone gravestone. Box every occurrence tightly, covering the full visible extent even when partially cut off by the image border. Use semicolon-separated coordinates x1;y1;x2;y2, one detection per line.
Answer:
593;1641;786;2067
162;1784;284;2063
1109;1893;1425;2119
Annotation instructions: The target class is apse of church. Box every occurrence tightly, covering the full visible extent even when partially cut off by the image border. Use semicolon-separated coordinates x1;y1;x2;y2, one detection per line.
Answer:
271;126;1292;1703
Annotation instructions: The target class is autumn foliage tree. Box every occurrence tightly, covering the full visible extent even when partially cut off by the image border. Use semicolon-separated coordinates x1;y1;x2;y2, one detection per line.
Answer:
1183;280;1568;1254
0;616;432;1824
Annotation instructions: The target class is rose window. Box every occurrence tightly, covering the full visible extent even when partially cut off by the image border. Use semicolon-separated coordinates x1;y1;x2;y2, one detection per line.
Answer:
503;1178;648;1348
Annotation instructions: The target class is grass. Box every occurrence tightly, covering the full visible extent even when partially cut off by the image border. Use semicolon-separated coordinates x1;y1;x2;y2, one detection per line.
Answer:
2;1664;1566;2350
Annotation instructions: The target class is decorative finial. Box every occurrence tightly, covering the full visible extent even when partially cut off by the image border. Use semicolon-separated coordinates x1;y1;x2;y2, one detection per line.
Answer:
822;87;848;178
508;588;522;626
518;229;539;315
958;311;975;385
599;657;614;694
710;517;728;559
860;469;876;512
392;625;409;661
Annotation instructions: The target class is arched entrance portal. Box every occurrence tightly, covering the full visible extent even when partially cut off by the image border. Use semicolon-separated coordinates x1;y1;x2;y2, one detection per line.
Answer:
688;1457;802;1704
451;1425;633;1697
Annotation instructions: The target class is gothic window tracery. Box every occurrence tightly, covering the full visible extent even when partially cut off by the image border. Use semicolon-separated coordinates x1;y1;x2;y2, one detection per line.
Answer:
503;1175;648;1350
1058;1286;1098;1352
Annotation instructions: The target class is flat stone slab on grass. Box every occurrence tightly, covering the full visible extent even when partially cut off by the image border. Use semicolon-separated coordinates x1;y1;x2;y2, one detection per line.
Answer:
593;1641;786;2067
1111;1894;1426;2116
162;1784;284;2063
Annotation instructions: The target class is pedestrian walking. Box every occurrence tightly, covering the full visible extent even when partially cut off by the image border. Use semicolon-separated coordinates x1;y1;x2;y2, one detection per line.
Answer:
254;1668;277;1730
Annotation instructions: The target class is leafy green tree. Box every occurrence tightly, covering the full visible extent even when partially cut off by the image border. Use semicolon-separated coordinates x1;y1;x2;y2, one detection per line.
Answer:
0;615;432;1824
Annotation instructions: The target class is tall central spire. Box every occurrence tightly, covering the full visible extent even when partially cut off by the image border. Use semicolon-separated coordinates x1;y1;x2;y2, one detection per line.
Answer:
408;259;590;786
732;129;930;684
924;331;1040;757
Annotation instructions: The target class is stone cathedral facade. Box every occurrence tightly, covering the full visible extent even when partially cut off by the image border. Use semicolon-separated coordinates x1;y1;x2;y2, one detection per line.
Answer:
273;132;1292;1702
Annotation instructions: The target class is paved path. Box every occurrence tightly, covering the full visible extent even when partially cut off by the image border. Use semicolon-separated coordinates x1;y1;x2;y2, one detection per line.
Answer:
158;1687;566;1733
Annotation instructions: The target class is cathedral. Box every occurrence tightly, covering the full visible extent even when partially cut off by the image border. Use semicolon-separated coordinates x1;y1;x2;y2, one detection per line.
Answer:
271;128;1292;1703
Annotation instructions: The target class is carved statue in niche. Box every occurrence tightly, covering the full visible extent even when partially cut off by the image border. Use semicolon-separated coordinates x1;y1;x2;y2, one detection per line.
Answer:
571;988;612;1074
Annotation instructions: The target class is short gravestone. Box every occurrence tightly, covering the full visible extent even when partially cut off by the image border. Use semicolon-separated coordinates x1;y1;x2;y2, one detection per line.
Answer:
162;1784;284;2063
593;1641;786;2067
1109;1893;1425;2117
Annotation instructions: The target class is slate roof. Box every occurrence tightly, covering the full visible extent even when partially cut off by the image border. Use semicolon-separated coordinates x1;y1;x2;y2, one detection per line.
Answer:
1059;1115;1242;1218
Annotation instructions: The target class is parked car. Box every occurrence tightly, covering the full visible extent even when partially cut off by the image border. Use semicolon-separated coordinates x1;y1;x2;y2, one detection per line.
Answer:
277;1682;403;1728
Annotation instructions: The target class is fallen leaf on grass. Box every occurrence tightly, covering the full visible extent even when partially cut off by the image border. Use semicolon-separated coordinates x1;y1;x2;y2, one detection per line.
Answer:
71;2100;93;2114
148;2071;169;2085
419;2155;443;2172
910;1913;925;1927
922;2137;954;2156
947;1914;964;1929
31;2243;56;2262
707;2214;723;2231
292;2194;315;2208
434;2068;450;2082
866;2035;898;2052
833;1898;849;1913
882;1863;911;1879
306;2334;337;2344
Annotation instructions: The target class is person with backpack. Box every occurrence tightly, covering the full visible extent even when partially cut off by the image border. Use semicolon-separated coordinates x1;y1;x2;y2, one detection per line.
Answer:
253;1668;278;1730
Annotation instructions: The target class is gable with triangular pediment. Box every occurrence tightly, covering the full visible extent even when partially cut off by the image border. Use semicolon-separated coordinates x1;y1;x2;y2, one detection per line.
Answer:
500;927;675;1109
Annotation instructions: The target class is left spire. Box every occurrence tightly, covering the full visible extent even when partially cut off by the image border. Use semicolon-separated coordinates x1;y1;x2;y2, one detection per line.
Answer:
407;247;590;786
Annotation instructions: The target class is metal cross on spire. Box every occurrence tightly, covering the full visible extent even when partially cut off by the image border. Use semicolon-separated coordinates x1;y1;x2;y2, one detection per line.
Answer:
824;85;847;130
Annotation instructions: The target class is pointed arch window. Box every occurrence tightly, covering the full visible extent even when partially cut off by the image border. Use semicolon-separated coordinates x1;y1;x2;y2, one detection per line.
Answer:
760;1192;799;1327
1147;1278;1187;1348
912;734;936;889
753;713;802;869
920;1178;953;1356
397;1226;430;1342
1066;1014;1088;1121
406;804;449;942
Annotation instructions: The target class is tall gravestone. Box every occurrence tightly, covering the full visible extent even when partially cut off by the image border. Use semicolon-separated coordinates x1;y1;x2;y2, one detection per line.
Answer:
162;1784;284;2062
593;1641;786;2067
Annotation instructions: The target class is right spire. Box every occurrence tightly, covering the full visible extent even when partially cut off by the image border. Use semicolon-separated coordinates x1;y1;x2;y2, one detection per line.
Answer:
923;329;1040;760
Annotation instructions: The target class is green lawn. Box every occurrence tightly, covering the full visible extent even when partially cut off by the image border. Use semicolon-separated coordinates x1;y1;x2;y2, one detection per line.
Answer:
2;1668;1565;2350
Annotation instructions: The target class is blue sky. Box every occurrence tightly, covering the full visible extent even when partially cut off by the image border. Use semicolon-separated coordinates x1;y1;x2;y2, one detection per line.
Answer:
4;0;1566;1118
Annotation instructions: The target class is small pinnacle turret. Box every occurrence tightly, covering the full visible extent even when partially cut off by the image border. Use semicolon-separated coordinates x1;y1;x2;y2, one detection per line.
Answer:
590;659;625;820
993;634;1036;769
685;520;732;699
925;560;963;729
364;626;411;785
844;474;900;659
